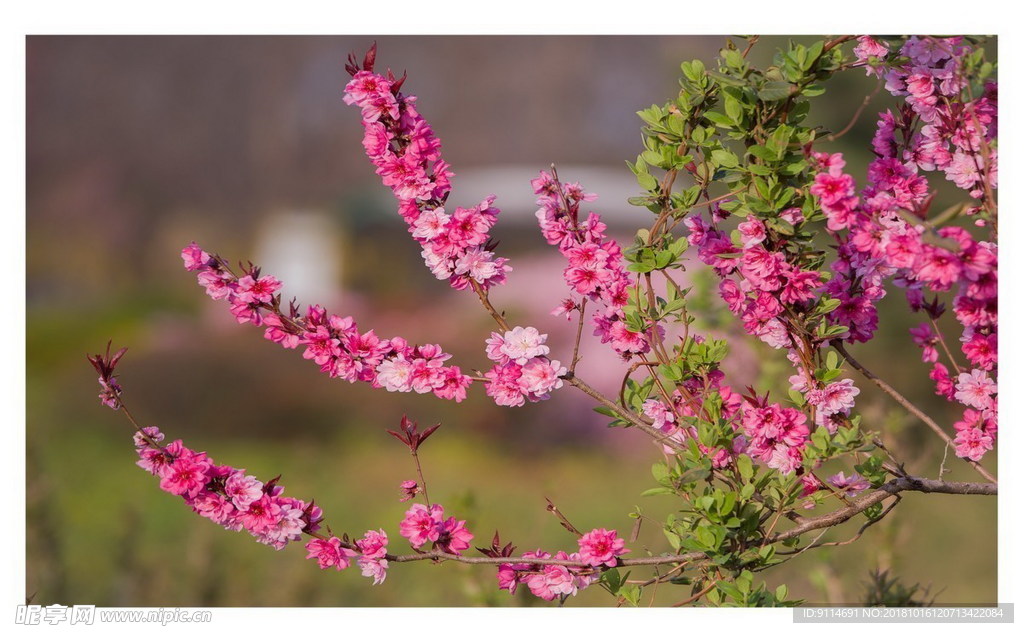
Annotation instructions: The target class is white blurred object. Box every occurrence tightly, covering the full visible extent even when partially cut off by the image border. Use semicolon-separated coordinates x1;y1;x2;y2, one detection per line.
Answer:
255;211;343;306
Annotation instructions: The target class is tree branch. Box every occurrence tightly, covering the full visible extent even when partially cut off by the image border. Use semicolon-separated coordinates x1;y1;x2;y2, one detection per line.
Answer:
382;476;994;569
833;342;997;485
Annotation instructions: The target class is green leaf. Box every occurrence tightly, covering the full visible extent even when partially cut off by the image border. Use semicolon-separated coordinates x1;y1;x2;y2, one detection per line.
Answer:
635;171;658;191
711;149;739;169
758;81;793;101
737;454;754;482
724;95;743;123
640;487;675;497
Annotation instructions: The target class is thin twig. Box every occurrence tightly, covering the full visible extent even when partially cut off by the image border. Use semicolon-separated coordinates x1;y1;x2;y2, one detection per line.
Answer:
834;342;997;485
569;298;587;374
824;80;882;142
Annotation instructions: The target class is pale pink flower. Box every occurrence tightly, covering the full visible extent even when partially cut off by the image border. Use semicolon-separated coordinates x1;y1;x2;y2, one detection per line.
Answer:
501;326;550;363
224;470;264;510
358;556;389;585
955;369;996;411
737;218;767;248
518;358;566;397
827;471;870;497
375;358;414;392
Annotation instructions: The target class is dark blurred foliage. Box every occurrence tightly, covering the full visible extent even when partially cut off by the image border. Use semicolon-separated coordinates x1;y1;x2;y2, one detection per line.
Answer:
26;35;995;607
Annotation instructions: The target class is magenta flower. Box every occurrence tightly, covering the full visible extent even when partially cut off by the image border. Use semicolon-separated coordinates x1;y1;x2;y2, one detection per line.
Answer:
435;516;474;555
741;404;809;474
305;537;356;571
158;453;212;499
577;528;629;567
356;529;389;559
235;274;282;305
399;503;444;549
239;494;282;534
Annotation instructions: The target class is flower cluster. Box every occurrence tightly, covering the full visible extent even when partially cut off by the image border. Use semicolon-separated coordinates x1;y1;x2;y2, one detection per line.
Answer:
343;59;509;291
532;171;648;357
132;424;395;583
398;503;474;555
691;210;822;353
182;243;473;402
355;529;390;584
810;37;998;463
494;528;627;601
854;36;997;201
132;426;322;552
483;326;566;407
739;403;810;474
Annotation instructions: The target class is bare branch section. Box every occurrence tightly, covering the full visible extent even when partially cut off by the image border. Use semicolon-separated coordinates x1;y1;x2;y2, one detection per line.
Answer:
382;476;994;569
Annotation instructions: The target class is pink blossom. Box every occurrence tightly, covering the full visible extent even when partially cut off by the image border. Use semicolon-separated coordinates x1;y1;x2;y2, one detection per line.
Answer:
435;516;474;555
827;471;870;497
954;369;996;411
806;379;860;426
854;36;889;75
305;537;356;571
399;503;444;548
235;274;282;304
375;357;414;392
484;362;526;407
741;404;809;474
961;331;996;371
399;480;420;502
642;399;676;432
954;427;994;462
356;529;388;559
239;494;281;534
577;528;629;567
192;492;236;525
501;326;550;363
358;556;389;585
181;242;211;271
737;218;767;248
518;358;566;397
158;453;212;499
224;470;264;510
930;362;956;400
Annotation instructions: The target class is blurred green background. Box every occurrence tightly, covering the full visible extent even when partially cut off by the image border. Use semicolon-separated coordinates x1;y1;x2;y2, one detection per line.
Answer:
26;35;996;607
